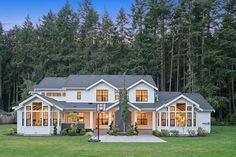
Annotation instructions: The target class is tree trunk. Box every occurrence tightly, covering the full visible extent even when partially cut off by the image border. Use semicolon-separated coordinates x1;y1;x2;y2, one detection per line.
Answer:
160;0;166;91
187;0;193;92
169;31;175;91
232;64;236;115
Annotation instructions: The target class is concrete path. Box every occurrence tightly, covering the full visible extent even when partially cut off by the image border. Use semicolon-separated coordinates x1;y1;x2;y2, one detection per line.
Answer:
98;135;166;143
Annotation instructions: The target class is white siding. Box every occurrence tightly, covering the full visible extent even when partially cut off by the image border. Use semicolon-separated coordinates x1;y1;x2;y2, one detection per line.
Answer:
196;111;211;133
128;82;155;103
17;98;61;135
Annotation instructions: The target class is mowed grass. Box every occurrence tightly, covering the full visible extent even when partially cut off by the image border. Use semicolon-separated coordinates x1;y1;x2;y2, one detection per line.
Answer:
0;125;235;157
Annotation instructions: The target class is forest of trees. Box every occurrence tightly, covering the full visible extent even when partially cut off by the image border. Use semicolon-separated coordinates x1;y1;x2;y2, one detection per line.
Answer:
0;0;235;121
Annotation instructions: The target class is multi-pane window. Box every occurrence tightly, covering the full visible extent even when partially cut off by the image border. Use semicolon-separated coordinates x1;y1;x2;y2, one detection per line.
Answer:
137;113;147;125
46;92;62;97
97;113;108;125
136;90;148;102
26;112;31;126
161;112;166;126
169;104;194;127
187;112;192;126
62;92;66;97
194;112;196;126
115;91;119;100
24;103;50;127
170;112;175;126
78;113;84;123
77;91;81;100
96;90;108;101
22;112;24;126
53;112;58;126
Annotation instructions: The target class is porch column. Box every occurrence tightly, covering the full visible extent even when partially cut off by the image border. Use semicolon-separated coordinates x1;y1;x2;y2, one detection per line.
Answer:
48;106;51;127
134;110;137;125
108;110;112;126
89;111;94;130
152;111;156;130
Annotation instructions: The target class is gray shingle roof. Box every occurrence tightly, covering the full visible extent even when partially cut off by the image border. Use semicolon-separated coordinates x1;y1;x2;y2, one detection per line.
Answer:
38;91;213;111
32;75;156;90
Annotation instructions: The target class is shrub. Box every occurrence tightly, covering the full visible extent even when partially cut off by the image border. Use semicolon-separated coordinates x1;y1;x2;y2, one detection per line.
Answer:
108;121;113;131
61;128;69;135
134;122;139;134
85;128;93;132
7;128;17;135
127;128;138;136
152;130;169;137
197;127;208;136
84;131;94;137
107;128;119;135
226;114;236;125
53;124;57;135
161;130;170;137
170;130;179;136
80;129;86;135
68;128;78;136
187;129;196;137
152;130;162;137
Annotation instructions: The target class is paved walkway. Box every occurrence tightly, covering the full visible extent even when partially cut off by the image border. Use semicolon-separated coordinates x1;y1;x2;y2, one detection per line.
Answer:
97;135;166;143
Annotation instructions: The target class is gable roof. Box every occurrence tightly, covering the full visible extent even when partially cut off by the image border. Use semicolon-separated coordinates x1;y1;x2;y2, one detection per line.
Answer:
32;75;157;90
15;94;63;111
156;92;214;111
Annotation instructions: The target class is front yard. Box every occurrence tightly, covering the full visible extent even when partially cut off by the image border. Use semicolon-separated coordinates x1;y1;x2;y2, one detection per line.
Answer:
0;125;235;157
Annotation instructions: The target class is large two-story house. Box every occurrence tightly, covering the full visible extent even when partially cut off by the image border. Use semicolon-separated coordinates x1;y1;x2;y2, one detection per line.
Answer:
14;75;214;135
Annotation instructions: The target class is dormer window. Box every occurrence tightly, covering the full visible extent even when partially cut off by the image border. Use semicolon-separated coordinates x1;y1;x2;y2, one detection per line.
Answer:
115;91;119;100
136;90;148;102
96;90;108;102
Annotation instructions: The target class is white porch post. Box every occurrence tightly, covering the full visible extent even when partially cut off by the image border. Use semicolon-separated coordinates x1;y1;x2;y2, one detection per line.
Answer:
134;110;137;125
108;110;112;126
48;106;51;127
89;111;94;130
152;111;156;130
24;106;26;127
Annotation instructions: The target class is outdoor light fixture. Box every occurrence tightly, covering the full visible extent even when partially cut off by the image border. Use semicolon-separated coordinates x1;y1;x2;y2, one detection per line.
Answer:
96;104;106;142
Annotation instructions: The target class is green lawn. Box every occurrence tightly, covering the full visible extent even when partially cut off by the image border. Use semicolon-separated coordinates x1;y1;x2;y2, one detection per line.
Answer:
0;125;235;157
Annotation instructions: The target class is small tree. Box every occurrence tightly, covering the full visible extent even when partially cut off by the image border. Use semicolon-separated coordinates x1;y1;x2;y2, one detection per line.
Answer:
121;74;128;132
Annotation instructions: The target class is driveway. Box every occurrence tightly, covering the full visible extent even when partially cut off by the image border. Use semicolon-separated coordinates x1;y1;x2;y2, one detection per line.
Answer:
97;135;166;143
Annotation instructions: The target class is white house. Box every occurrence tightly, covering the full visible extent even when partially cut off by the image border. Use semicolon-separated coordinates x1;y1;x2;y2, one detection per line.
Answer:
14;75;214;135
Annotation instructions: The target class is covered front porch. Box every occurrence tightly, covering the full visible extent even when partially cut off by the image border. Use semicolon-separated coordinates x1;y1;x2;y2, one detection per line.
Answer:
60;108;158;131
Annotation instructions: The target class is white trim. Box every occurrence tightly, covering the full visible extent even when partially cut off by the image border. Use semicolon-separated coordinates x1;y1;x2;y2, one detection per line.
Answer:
86;79;118;91
105;101;119;111
127;79;158;90
156;94;203;111
15;94;63;111
128;102;141;111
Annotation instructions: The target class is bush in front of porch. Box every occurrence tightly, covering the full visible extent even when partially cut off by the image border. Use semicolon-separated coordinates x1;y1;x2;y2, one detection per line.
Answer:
107;122;139;136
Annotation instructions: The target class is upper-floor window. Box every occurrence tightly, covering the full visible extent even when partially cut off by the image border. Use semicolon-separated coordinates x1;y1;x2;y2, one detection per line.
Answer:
77;91;81;100
115;91;119;100
45;92;66;97
96;90;108;102
136;90;148;102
